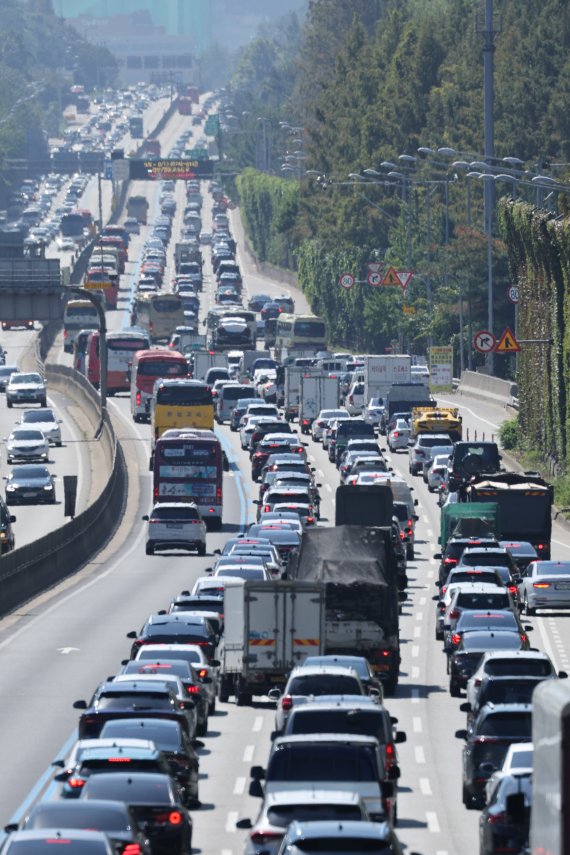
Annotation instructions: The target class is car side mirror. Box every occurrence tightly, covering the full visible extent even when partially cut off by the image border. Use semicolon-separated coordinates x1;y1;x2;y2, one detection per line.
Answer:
250;765;266;780
252;499;260;505
210;659;221;667
455;729;468;740
213;549;221;555
9;515;16;523
524;625;533;632
368;687;381;699
398;591;408;602
434;553;442;560
121;659;129;666
157;610;166;615
249;779;263;798
394;731;407;744
51;759;65;768
431;595;440;602
267;688;281;702
4;824;18;834
53;771;70;782
380;780;394;799
460;702;471;713
73;699;87;709
559;671;568;679
126;631;137;639
184;701;195;710
414;499;418;506
236;819;253;830
388;765;401;780
200;676;212;684
142;515;149;521
413;515;419;521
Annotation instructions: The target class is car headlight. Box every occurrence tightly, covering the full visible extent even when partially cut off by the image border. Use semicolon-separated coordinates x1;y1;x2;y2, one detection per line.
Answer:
6;485;16;491
43;485;53;491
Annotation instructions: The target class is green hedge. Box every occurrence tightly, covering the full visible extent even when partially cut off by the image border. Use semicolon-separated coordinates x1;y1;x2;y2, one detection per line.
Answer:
235;169;299;269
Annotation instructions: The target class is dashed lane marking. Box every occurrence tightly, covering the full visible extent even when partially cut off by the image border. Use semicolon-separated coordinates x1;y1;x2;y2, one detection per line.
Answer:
252;716;263;732
225;812;239;834
415;746;426;764
411;645;419;658
412;666;420;679
416;612;423;621
413;716;422;733
419;596;426;606
326;484;332;493
243;745;254;763
411;688;420;704
420;778;432;796
233;777;246;795
427;812;441;833
414;626;422;638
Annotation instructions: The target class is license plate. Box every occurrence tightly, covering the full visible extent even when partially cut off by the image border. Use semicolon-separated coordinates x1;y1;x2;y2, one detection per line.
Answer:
22;492;36;498
166;523;183;530
555;582;570;590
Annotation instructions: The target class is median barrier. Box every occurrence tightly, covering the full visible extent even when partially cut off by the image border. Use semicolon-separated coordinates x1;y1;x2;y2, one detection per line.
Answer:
456;370;517;407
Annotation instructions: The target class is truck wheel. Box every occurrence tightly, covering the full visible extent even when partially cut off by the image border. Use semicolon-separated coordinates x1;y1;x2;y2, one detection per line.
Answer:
236;692;252;706
218;677;231;703
383;678;397;696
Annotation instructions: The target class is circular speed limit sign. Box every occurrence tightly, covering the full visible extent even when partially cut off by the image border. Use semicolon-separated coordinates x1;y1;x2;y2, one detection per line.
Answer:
339;272;355;290
507;285;520;304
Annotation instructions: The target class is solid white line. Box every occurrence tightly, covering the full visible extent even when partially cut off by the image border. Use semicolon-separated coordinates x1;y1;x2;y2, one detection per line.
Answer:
411;645;419;658
536;612;562;672
325;484;332;493
415;746;426;764
243;745;255;763
233;777;246;795
420;778;432;796
427;812;441;833
413;716;422;733
252;716;263;732
225;812;239;833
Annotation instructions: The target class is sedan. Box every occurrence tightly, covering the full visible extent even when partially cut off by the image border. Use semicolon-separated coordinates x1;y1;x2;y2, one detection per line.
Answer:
0;830;115;854
6;372;47;408
5;464;55;504
5;428;49;463
0;365;18;392
517;560;570;614
18;408;62;445
362;397;385;430
387;419;411;452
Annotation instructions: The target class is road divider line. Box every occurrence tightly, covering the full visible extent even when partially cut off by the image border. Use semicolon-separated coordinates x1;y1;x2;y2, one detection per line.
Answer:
413;626;421;638
412;666;420;679
420;778;432;796
427;528;433;538
225;812;239;834
233;777;246;795
252;716;263;732
419;596;426;606
413;716;422;733
415;612;423;621
411;688;420;704
415;746;426;764
411;645;419;658
243;745;254;763
426;812;441;833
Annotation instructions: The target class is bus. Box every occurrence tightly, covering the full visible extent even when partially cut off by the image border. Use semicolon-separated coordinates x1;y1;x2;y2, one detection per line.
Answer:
274;313;328;358
153;429;224;530
129;348;189;423
60;212;85;240
178;97;192;115
84;267;118;310
131;292;186;343
150;378;214;458
87;329;150;395
63;299;100;353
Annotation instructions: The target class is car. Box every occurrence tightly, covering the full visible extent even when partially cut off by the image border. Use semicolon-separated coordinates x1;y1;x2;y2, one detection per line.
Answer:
80;772;192;855
484;743;534;803
6;372;47;408
448;631;530;697
133;642;220;711
142;502;207;556
408;433;453;475
517;559;570;614
427;455;448;492
0;365;18;391
213;562;270;582
274;819;407;855
447;441;502;493
445;609;532;655
54;743;172;799
387;419;411;452
99;717;201;807
4;464;55;504
362;397;385;430
126;613;219;662
435;537;501;588
479;773;532;855
0;497;16;553
310;408;349;442
259;487;315;521
462;674;545;725
17;408;62;446
500;541;538;575
421;445;452;481
17;800;152;854
252;435;307;481
0;829;115;854
466;650;565;711
111;670;201;736
236;791;370;855
269;665;367;733
440;582;515;642
459;546;519;575
5;428;49;463
124;217;140;234
254;513;304;534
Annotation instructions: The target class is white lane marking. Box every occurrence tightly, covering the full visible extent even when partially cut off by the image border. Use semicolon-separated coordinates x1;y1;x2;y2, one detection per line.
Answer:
416;611;423;621
420;778;432;796
252;716;263;732
415;746;426;764
411;688;420;704
419;596;426;606
411;645;419;658
413;716;422;733
57;647;79;654
243;745;254;762
233;777;246;795
326;484;332;493
309;454;315;462
437;396;500;430
225;812;239;833
427;812;441;833
317;469;324;478
412;666;420;679
536;613;563;672
427;569;434;579
427;528;433;538
222;850;233;855
422;515;429;524
413;626;422;638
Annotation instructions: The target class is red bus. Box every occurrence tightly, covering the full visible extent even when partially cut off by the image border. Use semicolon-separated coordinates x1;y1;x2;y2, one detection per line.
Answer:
84;267;118;310
178;97;192;115
153;429;224;529
88;329;150;395
129;348;189;422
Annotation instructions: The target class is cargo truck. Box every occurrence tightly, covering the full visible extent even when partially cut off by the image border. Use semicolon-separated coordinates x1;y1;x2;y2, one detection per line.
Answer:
364;354;412;402
438;501;501;548
382;383;435;431
283;366;306;422
290;526;402;694
191;350;227;380
126;195;149;225
217;581;325;705
466;471;553;559
128;115;143;138
298;373;340;433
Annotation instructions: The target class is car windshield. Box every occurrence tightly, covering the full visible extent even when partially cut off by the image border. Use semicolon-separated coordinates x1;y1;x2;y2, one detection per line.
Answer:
455;594;509;609
480;679;542;706
82;774;172;803
287;675;361;696
486;658;553;677
11;374;42;385
150;506;199;521
478;713;532;737
462;552;510;567
27;804;130;831
101;722;181;751
457;612;518;631
22;411;54;423
12;466;49;479
11;430;44;440
289;710;383;742
293;840;393;853
269;744;377;782
537;563;570;575
96;692;171;710
138;649;201;665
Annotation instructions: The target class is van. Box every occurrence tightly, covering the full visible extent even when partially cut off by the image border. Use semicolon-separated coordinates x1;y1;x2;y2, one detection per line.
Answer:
216;382;253;424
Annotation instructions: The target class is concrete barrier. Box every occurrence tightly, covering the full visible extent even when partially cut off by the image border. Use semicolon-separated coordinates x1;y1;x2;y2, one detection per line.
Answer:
457;370;517;407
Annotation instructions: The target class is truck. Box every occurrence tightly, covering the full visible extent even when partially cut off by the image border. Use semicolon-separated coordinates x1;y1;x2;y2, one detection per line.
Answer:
290;526;402;694
298;373;340;433
364;354;412;403
174;243;202;273
142;138;161;158
191;350;227;380
238;349;271;380
283;365;304;422
178;97;192;115
411;406;462;442
217;580;325;705
128;115;143;138
126;195;149;225
530;680;570;855
383;382;435;427
439;501;501;548
466;471;553;559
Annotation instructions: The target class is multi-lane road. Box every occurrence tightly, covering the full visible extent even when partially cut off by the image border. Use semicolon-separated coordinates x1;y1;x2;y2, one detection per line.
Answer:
0;99;569;855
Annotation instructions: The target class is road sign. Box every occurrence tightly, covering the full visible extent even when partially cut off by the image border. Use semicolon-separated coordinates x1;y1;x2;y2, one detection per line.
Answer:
185;148;208;160
398;270;413;290
367;270;382;286
382;266;401;287
507;285;520;304
339;272;354;290
495;326;521;353
473;329;496;353
402;304;416;315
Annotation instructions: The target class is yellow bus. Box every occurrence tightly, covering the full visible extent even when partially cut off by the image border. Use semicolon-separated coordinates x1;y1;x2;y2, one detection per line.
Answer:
131;292;185;343
274;313;327;358
150;378;215;463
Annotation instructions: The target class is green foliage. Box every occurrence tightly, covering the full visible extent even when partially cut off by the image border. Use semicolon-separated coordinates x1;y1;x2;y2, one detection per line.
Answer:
235;169;299;268
499;417;520;451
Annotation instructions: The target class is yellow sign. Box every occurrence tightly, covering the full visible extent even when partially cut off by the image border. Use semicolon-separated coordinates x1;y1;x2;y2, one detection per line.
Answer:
84;280;113;290
403;304;416;315
495;326;521;353
382;266;401;287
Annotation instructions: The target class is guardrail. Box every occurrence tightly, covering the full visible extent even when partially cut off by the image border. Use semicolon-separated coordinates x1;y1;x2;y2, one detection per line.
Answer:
455;370;518;408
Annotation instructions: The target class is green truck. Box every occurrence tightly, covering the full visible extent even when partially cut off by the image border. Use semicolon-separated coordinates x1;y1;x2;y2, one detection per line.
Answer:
439;501;501;549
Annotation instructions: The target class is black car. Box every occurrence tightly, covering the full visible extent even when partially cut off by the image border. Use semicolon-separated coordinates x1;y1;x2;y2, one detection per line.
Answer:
0;365;18;392
479;773;531;855
447;441;502;494
80;772;192;855
445;609;532;655
456;703;532;809
99;718;200;807
5;465;55;505
0;498;16;553
260;301;281;321
17;800;152;855
0;829;114;854
73;681;193;739
127;613;219;661
462;674;545;724
55;744;172;799
248;293;272;312
448;631;527;697
435;537;501;587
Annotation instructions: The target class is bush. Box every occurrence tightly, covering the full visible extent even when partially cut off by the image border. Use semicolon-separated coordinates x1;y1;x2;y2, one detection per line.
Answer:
499;416;520;450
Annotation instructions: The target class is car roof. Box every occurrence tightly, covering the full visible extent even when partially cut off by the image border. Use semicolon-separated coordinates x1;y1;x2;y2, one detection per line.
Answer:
288;665;360;679
284;819;391;841
77;744;160;760
6;829;112;843
273;733;380;748
451;582;507;593
263;790;364;807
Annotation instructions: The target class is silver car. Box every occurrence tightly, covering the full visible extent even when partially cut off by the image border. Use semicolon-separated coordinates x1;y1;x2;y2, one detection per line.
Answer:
409;433;453;475
362;397;385;430
518;560;570;615
311;408;349;442
18;408;62;446
387;418;411;452
427;455;449;492
5;428;49;463
6;372;47;408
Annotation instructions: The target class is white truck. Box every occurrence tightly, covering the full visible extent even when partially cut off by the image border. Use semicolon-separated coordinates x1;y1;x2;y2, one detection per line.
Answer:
298;373;340;433
192;350;227;380
217;580;325;706
283;365;305;422
364;354;412;402
530;680;570;854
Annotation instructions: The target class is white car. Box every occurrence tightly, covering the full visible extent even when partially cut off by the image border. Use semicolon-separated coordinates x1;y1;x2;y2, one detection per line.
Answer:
311;408;349;442
18;408;62;446
427;454;450;492
5;428;49;463
6;372;47;408
362;398;385;430
142;502;206;556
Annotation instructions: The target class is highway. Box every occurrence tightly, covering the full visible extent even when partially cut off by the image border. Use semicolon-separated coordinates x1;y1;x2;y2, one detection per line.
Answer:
0;101;568;855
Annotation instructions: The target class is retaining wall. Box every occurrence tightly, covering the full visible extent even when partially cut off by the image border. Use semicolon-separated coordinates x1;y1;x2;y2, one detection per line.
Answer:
456;370;518;407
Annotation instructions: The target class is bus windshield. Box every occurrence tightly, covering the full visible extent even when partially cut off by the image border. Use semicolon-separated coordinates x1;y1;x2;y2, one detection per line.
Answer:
295;319;326;337
156;385;213;406
138;359;187;377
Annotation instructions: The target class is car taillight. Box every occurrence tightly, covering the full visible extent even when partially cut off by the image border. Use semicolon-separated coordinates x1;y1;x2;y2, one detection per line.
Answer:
123;845;142;855
393;431;399;437
533;582;550;589
264;504;270;512
443;557;457;566
487;812;507;826
68;777;86;789
306;517;314;524
297;447;304;454
451;633;461;645
521;633;528;643
302;419;310;425
281;695;293;711
448;609;461;619
153;486;158;499
169;812;183;825
508;585;517;594
136;391;141;406
474;678;482;686
251;831;283;845
187;685;200;694
400;531;405;541
198;668;208;678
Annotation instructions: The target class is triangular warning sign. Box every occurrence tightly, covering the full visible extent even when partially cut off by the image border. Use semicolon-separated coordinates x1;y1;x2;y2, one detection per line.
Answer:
495;326;521;353
382;266;401;287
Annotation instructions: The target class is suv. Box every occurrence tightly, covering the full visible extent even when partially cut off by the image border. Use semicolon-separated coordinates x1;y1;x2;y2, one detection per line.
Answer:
6;372;47;408
408;433;453;475
447;441;502;493
142;502;206;556
434;536;500;587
